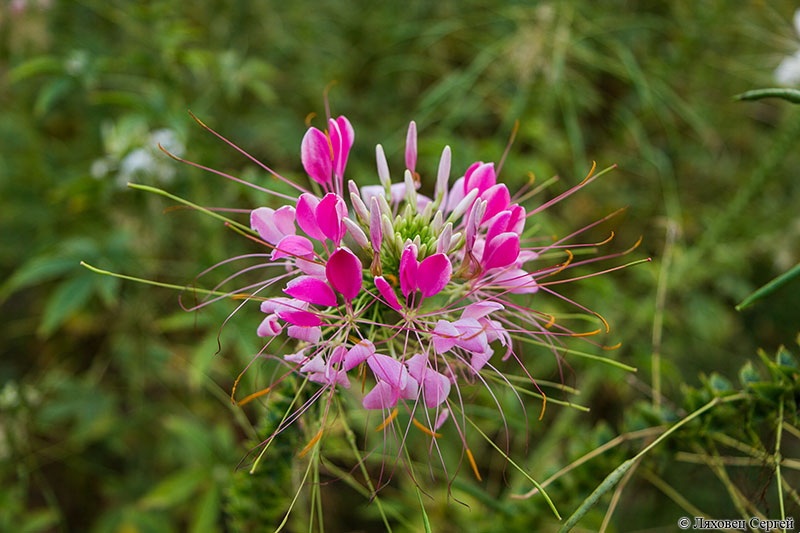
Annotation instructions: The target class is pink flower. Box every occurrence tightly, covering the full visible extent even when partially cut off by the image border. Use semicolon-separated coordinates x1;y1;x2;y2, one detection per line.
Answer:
163;109;634;491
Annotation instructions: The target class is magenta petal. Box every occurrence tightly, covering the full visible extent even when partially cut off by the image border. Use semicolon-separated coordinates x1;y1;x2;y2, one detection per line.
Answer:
368;353;406;388
301;127;332;186
283;276;337;307
328;119;342;177
485;210;512;246
326;247;363;301
363;381;398;410
465;162;496;196
462;161;483;194
482;232;520;270
335;116;354;177
405;120;417;172
374;276;402;311
446;176;466;212
272;235;314;260
276;309;321;327
399;245;418;298
343;340;375;371
416;253;452;298
251;207;281;245
316;193;346;245
296;193;325;241
423;371;451;408
480;184;510;222
507;204;525;234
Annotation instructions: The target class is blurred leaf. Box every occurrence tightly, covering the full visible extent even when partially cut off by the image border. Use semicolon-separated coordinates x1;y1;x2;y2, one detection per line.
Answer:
38;274;95;337
139;469;207;510
19;510;60;533
189;485;220;533
34;78;74;118
7;56;63;84
0;255;78;304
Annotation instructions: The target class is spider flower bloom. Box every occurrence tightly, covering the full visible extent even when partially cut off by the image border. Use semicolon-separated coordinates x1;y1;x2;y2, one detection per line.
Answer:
172;112;638;487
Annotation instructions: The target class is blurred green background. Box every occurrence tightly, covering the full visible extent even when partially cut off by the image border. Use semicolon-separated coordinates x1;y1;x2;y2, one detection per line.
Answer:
3;1;800;531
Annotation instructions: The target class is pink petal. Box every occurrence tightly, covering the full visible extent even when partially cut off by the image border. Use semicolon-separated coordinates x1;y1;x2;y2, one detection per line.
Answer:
296;193;325;241
434;408;450;430
369;197;382;251
301;127;332;186
423;371;451;408
328;345;348;364
250;207;281;245
480;184;510;223
335;116;354;178
482;232;520;270
300;354;326;374
367;353;407;388
316;193;347;245
261;297;307;314
401;375;419;400
374;276;402;311
326;247;363;301
445;176;465;212
432;319;459;354
343;340;375;371
257;314;283;337
272;235;313;260
464;162;496;196
287;325;321;343
461;301;504;320
405;120;417;172
405;353;428;382
453;317;489;353
276;309;321;327
273;205;297;235
283;276;337;307
416;253;452;298
363;381;398;410
470;348;494;373
296;255;327;279
493;268;538;294
399;244;418;298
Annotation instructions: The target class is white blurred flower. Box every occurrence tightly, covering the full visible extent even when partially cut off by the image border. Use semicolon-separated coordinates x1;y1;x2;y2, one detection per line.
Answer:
775;9;800;86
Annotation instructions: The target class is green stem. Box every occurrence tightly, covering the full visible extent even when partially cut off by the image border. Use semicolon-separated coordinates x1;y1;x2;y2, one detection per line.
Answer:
128;182;255;235
557;393;747;532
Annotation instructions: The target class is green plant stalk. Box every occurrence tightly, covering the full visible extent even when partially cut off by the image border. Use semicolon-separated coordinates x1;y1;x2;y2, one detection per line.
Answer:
557;393;747;532
776;397;786;533
509;334;637;372
736;262;800;311
128;182;255;235
336;401;394;533
456;408;561;520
